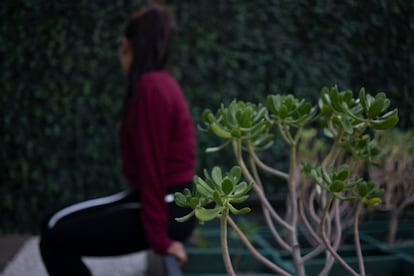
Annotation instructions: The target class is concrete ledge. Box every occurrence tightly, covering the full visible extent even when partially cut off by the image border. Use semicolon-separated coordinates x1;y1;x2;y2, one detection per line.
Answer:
146;251;183;276
0;235;30;272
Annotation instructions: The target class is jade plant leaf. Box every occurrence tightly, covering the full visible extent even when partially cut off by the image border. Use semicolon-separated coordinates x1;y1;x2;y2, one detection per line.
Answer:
195;206;223;222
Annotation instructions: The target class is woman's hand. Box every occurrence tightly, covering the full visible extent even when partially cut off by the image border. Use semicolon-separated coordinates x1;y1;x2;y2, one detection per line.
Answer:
166;241;187;265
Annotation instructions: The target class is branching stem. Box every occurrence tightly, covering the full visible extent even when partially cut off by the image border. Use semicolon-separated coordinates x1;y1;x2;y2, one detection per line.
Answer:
220;208;235;276
233;140;293;232
320;196;359;276
354;202;365;276
227;217;291;276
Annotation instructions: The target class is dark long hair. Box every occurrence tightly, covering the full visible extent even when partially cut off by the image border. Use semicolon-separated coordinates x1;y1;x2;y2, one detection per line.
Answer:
122;3;177;114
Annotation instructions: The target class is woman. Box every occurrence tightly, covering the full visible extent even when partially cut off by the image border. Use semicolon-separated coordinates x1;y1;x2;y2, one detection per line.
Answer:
39;3;196;275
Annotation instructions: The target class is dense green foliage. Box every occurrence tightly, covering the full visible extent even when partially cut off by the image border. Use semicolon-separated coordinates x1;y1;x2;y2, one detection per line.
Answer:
1;0;412;233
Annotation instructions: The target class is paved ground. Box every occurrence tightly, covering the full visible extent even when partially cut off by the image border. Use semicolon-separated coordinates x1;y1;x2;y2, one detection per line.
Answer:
0;235;30;273
0;236;148;276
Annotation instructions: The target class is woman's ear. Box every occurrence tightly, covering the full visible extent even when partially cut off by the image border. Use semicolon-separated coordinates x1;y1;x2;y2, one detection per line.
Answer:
118;37;133;74
119;37;132;55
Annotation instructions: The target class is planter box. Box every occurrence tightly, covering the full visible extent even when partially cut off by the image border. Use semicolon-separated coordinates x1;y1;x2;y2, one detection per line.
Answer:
359;220;414;258
183;218;414;275
270;237;413;275
184;238;414;276
183;248;277;276
183;225;282;275
304;253;414;276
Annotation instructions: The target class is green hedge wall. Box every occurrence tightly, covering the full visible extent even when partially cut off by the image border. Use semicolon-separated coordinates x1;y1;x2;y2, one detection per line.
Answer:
1;0;412;233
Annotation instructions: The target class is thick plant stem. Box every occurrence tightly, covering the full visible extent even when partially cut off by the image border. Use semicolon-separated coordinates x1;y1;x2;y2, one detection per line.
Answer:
249;154;292;251
262;208;292;251
287;144;305;276
320;196;358;276
298;193;321;246
322;136;342;169
251;150;289;180
320;201;342;275
220;208;235;276
388;207;399;245
354;202;366;276
233;140;293;232
227;217;291;276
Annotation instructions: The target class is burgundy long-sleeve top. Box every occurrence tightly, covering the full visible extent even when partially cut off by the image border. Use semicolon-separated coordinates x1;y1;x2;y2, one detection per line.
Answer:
119;70;196;254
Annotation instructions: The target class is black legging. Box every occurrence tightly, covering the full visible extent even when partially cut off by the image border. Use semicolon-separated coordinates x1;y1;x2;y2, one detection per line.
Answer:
39;183;195;276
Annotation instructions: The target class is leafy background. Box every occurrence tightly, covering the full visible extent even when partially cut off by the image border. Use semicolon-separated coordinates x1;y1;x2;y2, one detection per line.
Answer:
1;0;412;233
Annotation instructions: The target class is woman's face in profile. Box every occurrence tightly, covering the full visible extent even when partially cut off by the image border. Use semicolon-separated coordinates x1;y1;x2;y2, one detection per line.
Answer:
118;37;133;75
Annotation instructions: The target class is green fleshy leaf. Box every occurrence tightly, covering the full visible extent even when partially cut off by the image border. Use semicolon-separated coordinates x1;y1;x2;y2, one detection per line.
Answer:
367;93;386;119
359;88;367;111
174;192;188;207
229;195;249;203
335;165;349;181
211;166;223;184
330;180;345;193
364;197;382;206
369;110;399;130
229;166;242;182
222;178;234;195
228;204;251;215
175;210;195;222
357;182;368;197
213;190;224;206
189;198;199;209
195;207;222;222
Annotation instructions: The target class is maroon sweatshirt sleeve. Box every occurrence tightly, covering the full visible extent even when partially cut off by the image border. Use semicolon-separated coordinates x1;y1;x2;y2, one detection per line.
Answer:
129;74;174;253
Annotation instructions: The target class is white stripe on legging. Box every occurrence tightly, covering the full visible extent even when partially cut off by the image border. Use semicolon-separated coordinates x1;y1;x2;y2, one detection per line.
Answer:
48;191;176;229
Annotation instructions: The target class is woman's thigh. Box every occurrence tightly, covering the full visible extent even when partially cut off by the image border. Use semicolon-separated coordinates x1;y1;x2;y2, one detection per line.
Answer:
166;183;197;242
168;202;196;242
43;191;148;256
42;186;196;257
